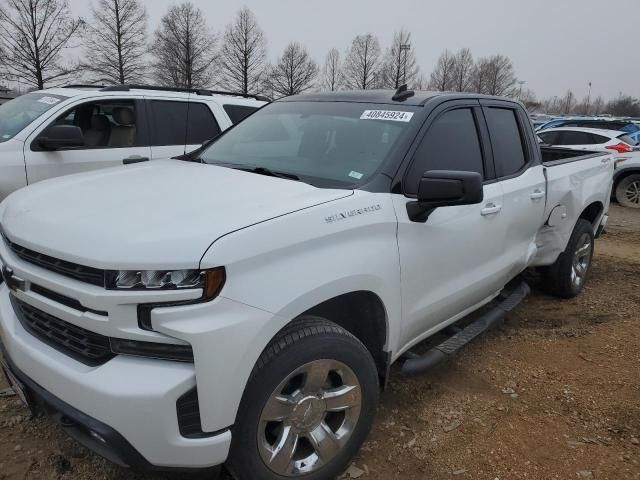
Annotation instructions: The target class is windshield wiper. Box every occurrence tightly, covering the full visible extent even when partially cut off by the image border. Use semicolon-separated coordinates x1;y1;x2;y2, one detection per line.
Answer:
244;166;300;181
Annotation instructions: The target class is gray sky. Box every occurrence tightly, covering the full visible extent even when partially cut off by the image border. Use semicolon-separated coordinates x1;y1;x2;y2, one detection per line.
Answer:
69;0;637;100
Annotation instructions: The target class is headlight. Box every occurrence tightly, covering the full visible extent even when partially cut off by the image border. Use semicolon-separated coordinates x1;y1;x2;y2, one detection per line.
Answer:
105;267;225;298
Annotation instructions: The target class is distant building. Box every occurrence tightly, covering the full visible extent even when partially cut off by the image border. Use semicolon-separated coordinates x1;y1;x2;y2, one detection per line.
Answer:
0;86;16;105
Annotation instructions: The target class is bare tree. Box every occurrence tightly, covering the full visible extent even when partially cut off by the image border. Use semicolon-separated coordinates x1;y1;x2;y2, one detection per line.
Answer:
470;56;491;94
483;54;517;96
591;96;605;115
380;29;417;89
81;0;147;84
606;95;640;117
519;88;541;112
322;48;341;92
150;2;217;89
428;50;456;91
558;90;576;114
269;42;318;98
413;72;428;90
0;0;83;89
219;7;267;95
342;33;381;90
451;48;474;92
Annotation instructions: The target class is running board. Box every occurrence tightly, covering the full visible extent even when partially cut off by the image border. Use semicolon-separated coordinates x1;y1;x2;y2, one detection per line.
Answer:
401;281;530;376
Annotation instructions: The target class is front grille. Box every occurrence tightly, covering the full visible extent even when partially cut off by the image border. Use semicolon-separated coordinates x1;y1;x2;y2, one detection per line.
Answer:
177;388;205;438
10;295;115;366
2;234;104;287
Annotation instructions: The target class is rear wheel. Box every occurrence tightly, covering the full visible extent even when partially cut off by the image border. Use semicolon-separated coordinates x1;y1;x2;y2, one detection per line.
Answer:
615;174;640;208
542;219;594;298
227;317;379;480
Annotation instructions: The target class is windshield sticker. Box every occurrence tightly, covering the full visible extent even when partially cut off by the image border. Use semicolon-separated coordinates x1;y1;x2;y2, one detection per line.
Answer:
37;96;61;105
360;110;413;122
348;171;364;180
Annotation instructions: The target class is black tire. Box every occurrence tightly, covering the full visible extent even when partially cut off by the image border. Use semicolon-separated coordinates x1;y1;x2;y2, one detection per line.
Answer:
615;174;640;208
542;219;595;299
227;316;379;480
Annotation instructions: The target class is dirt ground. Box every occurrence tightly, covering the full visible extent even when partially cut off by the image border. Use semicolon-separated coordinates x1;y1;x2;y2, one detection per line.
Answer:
1;205;639;480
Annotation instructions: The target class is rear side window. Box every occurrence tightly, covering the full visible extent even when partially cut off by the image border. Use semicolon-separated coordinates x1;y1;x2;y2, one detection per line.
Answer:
592;134;612;144
223;104;258;124
406;108;484;195
149;101;221;146
538;131;560;144
557;131;594;146
484;108;527;177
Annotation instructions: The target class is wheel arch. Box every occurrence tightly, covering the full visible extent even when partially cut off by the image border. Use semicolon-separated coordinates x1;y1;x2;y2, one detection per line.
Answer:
613;167;640;191
578;201;605;229
299;291;390;387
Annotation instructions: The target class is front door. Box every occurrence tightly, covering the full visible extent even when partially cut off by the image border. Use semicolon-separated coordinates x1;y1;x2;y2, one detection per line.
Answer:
24;98;151;184
394;102;511;350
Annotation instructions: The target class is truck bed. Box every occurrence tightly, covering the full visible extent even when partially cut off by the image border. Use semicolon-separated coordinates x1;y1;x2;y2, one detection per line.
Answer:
540;146;606;166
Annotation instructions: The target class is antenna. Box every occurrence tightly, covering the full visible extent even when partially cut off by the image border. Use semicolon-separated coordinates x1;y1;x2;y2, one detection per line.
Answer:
392;84;415;102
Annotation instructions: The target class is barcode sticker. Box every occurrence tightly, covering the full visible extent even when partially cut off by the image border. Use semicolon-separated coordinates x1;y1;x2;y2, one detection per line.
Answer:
360;110;414;122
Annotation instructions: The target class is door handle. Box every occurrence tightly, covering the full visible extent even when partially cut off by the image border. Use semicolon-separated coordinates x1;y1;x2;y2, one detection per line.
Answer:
480;203;502;216
530;189;545;200
123;155;150;165
600;157;611;163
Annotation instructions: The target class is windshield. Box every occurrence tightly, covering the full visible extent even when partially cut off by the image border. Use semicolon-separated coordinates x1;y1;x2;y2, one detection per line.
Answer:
199;101;418;187
0;92;68;143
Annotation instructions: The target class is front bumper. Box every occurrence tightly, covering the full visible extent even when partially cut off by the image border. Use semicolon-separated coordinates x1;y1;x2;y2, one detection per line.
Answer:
0;284;231;469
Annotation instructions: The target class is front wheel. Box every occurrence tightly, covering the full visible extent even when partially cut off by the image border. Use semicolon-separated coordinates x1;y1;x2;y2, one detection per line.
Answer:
227;317;379;480
615;174;640;208
542;219;595;298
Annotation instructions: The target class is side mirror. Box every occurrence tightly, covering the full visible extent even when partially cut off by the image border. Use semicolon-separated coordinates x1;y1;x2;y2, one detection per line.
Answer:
407;170;484;222
38;125;84;150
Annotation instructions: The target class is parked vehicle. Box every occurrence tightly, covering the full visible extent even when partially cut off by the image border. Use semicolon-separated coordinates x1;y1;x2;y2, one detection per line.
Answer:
0;89;613;480
0;84;267;201
537;127;638;153
612;154;640;208
537;127;640;207
537;117;640;143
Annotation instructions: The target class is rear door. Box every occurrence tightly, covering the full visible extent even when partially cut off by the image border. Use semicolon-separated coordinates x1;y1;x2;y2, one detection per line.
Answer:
24;97;151;184
146;99;223;160
394;100;510;349
480;101;546;277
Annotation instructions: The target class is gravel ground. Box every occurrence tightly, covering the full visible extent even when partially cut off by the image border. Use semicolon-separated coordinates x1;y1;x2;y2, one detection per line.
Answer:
1;204;639;480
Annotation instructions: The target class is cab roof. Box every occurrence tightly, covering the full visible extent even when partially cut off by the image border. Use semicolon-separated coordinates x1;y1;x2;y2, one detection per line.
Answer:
279;89;520;107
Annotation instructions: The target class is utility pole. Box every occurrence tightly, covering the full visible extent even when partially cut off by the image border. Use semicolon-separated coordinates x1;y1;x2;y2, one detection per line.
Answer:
517;80;526;101
587;82;592;114
400;44;411;86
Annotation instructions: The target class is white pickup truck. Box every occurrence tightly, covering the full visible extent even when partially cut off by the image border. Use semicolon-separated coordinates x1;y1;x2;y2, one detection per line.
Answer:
0;89;613;480
0;84;266;202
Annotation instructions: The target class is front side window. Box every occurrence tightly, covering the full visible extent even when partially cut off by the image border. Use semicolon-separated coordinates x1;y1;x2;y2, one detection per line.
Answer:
41;99;138;149
484;107;527;177
199;101;417;188
0;92;69;143
405;108;484;195
150;101;221;146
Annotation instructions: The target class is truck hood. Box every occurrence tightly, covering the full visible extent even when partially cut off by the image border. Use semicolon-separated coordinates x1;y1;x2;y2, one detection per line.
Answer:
1;160;352;269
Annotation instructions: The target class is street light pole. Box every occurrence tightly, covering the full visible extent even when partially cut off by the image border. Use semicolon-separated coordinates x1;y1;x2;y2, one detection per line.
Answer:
399;44;411;86
587;82;592;114
518;80;526;101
